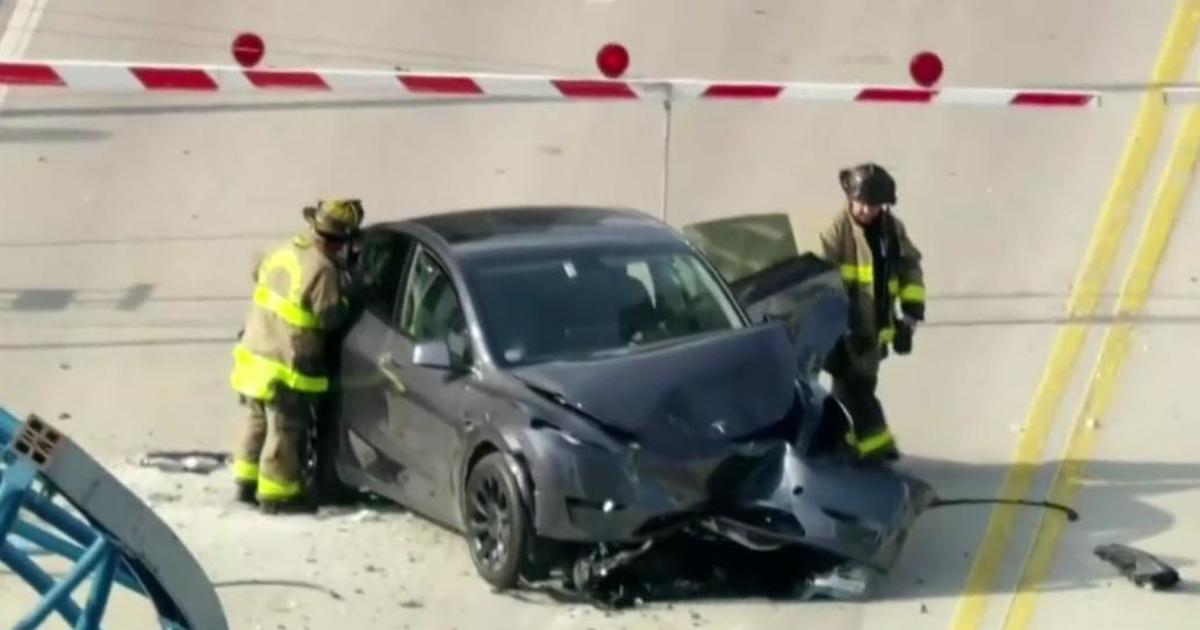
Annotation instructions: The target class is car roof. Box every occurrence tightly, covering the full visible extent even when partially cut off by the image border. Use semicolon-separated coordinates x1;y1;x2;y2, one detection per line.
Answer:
378;205;692;260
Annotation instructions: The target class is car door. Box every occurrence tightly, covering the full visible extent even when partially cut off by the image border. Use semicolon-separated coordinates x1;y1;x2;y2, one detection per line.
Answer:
376;243;472;525
681;213;849;378
339;228;417;470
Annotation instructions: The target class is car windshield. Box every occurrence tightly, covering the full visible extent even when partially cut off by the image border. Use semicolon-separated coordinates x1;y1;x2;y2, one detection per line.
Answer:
466;247;745;367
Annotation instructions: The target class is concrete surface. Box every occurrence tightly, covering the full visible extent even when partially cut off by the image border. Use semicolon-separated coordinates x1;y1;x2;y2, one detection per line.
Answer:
1;0;1198;628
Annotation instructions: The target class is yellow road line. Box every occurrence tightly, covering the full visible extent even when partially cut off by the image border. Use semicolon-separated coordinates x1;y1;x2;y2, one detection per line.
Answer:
947;2;1200;628
1000;79;1200;630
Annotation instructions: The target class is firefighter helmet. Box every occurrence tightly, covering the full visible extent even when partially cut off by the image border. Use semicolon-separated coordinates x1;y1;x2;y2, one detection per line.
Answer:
303;199;365;239
839;163;897;206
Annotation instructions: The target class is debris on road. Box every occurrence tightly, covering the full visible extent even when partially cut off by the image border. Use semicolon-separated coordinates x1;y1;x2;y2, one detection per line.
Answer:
1094;543;1181;591
798;563;872;601
350;509;381;523
137;450;230;474
516;533;852;610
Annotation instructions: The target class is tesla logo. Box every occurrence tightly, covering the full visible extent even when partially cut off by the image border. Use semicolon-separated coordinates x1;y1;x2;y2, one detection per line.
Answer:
710;420;727;435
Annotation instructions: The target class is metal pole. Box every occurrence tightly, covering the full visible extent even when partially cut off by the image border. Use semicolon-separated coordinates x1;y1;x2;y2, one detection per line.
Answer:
659;87;674;222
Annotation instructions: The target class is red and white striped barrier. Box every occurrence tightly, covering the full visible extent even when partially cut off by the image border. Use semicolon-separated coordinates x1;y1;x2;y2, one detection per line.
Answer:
0;58;1104;108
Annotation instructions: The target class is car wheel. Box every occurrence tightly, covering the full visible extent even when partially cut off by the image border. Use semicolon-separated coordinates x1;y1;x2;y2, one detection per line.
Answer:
464;452;540;588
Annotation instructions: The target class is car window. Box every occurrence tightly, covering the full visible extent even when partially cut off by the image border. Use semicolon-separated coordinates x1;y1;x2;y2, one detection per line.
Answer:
467;248;744;367
399;247;469;361
353;230;414;323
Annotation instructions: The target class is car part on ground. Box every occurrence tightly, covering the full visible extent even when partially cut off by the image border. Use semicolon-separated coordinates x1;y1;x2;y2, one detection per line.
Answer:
0;408;227;629
1095;543;1181;590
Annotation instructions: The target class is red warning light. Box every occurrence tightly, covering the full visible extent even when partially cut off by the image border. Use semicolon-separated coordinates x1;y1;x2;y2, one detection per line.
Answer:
909;51;943;87
596;43;630;79
232;32;265;68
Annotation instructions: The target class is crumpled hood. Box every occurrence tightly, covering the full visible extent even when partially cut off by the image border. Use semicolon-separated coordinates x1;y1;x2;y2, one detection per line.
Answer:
511;323;800;452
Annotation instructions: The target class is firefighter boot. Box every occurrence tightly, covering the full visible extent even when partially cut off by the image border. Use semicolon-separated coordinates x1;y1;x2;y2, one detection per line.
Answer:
235;481;257;505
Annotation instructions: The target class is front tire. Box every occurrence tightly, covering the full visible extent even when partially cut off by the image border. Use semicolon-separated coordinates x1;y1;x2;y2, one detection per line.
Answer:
464;452;542;588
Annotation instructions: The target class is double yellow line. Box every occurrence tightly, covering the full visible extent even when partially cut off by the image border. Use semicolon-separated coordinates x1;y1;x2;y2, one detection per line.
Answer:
949;1;1200;628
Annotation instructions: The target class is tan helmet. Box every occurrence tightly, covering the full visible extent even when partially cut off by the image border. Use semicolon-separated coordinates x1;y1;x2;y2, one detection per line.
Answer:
303;198;365;239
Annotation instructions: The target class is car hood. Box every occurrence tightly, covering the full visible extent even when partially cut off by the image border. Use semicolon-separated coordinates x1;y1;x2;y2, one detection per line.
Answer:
510;323;800;452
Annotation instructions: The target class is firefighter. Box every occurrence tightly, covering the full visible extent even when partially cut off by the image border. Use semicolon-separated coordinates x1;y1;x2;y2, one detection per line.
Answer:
229;199;365;513
818;163;925;462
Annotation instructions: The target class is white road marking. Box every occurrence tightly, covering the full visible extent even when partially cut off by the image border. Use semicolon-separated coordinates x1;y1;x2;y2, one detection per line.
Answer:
0;0;50;106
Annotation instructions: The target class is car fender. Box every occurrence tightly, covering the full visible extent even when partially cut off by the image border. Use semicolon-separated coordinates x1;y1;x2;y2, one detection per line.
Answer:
457;422;537;524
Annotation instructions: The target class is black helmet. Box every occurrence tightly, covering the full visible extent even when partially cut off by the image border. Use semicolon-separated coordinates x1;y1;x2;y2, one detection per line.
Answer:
839;162;896;206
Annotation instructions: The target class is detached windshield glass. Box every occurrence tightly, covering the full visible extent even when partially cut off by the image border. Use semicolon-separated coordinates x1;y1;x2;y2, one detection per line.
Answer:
467;248;744;366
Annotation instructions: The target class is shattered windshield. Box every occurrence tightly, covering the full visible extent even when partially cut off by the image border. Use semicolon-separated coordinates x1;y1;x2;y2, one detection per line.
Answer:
466;247;745;367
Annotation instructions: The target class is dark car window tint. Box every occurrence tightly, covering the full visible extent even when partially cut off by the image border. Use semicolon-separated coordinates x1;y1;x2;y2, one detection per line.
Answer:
400;249;469;359
354;230;414;323
469;250;743;366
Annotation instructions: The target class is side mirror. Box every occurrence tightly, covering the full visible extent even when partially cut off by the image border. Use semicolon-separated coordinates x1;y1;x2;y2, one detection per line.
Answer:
412;339;453;369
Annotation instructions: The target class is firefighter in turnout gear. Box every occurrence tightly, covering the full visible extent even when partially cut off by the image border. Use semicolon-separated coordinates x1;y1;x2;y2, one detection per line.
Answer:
229;199;364;513
818;163;925;462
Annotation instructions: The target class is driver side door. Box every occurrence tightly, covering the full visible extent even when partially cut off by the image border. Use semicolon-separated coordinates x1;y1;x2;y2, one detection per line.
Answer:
375;243;473;527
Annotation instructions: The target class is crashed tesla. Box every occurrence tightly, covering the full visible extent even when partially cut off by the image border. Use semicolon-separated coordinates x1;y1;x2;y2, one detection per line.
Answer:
322;205;935;596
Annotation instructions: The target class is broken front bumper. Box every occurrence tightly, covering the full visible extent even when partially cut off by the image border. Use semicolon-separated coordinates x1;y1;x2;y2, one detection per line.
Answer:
520;426;935;573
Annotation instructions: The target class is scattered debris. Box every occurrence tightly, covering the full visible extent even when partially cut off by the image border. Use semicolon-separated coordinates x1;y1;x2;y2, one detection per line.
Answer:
137;450;230;475
59;362;71;370
1094;543;1180;591
350;509;381;523
920;603;929;613
799;563;872;601
399;599;423;609
516;534;850;610
57;412;70;421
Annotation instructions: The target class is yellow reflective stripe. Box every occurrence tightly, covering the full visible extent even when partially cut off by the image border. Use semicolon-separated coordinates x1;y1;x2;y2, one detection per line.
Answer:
900;284;925;303
257;474;302;501
888;278;899;294
879;327;895;345
261;245;305;304
854;430;895;456
840;263;873;284
230;345;328;399
253;285;319;329
231;459;259;482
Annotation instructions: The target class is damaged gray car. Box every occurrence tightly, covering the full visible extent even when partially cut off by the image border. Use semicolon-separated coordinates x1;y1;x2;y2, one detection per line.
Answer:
320;205;937;601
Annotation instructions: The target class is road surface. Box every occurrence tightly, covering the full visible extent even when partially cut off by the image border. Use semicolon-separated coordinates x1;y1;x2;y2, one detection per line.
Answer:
1;0;1198;628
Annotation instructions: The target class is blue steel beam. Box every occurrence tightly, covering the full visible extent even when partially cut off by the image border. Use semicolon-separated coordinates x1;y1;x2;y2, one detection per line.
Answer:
1;406;228;629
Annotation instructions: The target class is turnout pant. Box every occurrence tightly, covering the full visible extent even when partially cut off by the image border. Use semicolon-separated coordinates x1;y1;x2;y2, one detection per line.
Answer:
831;371;897;460
232;388;316;503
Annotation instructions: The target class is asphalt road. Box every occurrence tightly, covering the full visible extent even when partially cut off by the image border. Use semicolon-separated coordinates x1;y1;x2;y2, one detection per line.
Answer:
1;1;1198;629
